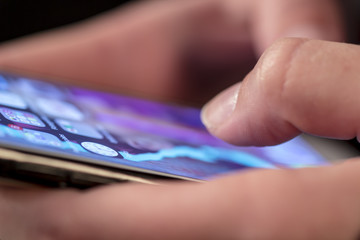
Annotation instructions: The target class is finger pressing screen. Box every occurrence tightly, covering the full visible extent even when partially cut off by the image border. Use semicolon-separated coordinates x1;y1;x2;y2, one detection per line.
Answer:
202;38;360;146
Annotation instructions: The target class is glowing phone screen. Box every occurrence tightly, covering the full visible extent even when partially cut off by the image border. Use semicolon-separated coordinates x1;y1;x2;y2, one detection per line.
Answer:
0;73;327;180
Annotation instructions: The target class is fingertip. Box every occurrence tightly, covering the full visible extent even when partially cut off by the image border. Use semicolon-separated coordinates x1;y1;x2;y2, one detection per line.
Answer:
201;38;305;146
201;83;240;133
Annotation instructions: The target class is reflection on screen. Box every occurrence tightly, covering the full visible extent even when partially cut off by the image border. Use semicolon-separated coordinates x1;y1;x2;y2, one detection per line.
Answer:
0;74;328;180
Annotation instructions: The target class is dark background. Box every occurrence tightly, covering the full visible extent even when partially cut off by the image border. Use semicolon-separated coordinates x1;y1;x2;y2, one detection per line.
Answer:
0;0;358;43
0;0;132;43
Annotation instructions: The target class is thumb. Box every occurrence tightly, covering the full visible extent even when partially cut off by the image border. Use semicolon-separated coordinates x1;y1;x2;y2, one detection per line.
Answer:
201;38;360;146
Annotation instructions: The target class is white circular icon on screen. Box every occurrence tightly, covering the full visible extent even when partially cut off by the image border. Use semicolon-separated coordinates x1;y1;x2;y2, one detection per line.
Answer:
81;142;118;157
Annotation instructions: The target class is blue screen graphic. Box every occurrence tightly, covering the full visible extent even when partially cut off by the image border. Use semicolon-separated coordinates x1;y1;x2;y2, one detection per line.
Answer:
0;74;327;180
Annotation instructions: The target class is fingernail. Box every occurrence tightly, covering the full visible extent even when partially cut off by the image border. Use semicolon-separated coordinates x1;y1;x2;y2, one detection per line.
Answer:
201;83;240;130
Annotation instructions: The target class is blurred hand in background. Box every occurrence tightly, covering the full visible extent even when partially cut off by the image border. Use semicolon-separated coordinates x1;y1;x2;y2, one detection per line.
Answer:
0;0;344;104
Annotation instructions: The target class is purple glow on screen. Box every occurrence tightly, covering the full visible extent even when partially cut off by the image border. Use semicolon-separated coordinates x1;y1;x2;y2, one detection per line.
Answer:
0;74;328;180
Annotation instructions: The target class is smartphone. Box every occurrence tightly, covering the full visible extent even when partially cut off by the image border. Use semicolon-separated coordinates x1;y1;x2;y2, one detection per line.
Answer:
0;72;350;188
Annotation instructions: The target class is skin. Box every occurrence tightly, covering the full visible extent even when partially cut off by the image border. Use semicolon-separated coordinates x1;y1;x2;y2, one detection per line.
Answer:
0;0;343;104
0;0;358;239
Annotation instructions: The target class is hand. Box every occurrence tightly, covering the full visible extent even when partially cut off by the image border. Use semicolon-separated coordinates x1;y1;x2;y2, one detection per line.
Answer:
2;38;360;240
0;1;355;239
0;0;344;104
2;160;360;240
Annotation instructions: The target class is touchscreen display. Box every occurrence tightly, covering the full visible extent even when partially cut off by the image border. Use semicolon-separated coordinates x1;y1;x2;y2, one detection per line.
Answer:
0;73;327;180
